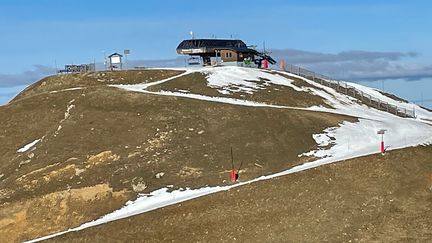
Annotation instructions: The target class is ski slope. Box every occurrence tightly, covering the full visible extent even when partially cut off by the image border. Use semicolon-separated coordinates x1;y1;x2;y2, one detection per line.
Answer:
27;66;432;242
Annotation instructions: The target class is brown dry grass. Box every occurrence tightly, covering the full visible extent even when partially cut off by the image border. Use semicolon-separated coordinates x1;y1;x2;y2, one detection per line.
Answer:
12;69;184;102
50;145;432;243
0;184;129;243
149;71;330;108
0;69;356;242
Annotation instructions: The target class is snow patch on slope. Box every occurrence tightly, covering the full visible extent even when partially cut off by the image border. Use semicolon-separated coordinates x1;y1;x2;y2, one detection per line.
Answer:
204;66;305;94
301;118;432;160
17;139;41;153
49;87;83;94
349;82;432;121
114;70;193;90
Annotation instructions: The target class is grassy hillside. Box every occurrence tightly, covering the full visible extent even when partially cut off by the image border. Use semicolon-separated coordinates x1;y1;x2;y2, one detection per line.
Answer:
1;67;431;242
51;145;432;243
0;69;356;242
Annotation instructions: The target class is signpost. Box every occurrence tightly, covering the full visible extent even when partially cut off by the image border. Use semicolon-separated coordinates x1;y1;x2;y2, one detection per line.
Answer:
124;49;130;70
377;129;387;154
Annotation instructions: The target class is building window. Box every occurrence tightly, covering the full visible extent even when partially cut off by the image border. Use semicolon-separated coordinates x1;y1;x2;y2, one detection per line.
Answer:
224;52;234;59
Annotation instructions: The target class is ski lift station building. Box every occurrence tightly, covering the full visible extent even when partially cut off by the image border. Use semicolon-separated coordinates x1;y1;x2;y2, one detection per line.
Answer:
176;39;276;67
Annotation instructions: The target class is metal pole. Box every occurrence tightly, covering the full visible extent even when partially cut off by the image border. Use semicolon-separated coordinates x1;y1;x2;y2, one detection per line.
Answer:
125;54;128;71
103;51;106;70
421;91;424;106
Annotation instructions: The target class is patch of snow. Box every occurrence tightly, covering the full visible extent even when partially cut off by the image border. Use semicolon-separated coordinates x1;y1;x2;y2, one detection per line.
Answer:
25;186;231;243
113;85;298;109
157;91;291;108
301;118;432;160
49;87;83;94
54;100;76;135
313;132;335;147
177;89;190;93
17;139;41;153
204;66;306;95
113;71;192;90
347;82;432;121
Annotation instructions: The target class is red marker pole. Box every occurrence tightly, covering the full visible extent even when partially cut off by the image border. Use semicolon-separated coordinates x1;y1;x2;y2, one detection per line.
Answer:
231;168;236;182
230;147;236;182
377;129;386;154
263;58;268;69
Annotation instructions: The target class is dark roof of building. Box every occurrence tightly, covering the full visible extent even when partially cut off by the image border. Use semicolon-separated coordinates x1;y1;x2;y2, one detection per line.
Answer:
176;38;277;64
176;39;257;53
108;52;123;58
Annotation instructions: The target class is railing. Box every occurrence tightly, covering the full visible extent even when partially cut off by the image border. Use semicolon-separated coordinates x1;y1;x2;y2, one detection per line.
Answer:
281;63;416;118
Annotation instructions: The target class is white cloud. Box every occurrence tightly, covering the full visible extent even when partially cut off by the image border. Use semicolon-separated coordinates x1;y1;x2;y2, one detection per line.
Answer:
0;65;55;87
270;48;432;82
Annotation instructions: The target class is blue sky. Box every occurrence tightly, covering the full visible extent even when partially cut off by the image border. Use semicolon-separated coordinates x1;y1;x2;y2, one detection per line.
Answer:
1;0;432;106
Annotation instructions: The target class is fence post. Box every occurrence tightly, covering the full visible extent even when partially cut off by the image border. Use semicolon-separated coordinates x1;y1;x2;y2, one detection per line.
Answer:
276;62;414;118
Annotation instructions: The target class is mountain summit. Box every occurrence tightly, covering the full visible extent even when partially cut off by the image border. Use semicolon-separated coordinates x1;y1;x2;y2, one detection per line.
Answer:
1;66;431;242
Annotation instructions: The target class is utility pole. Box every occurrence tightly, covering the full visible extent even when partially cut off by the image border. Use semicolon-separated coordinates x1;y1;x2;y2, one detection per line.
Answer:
103;51;107;71
421;91;424;106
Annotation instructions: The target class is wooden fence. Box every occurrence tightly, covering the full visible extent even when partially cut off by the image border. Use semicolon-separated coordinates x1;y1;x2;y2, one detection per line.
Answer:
282;64;415;118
